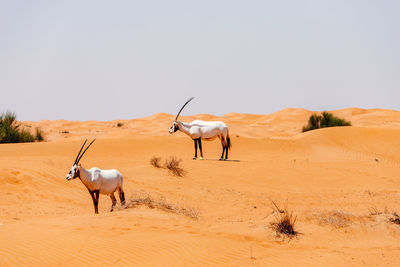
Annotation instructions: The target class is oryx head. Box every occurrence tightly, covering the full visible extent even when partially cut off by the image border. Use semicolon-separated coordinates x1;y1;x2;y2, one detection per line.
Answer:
169;97;194;134
66;139;96;180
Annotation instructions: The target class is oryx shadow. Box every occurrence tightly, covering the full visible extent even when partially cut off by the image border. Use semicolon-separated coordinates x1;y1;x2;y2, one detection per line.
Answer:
202;159;241;162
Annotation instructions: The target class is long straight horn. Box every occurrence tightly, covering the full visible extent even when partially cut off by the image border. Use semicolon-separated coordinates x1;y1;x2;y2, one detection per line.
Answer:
175;97;194;121
74;139;87;165
76;139;96;164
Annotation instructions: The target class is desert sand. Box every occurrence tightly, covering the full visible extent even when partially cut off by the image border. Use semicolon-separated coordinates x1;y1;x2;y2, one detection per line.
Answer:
1;108;400;266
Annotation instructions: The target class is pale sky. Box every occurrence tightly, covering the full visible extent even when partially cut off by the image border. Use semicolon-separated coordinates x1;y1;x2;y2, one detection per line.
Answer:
1;1;399;121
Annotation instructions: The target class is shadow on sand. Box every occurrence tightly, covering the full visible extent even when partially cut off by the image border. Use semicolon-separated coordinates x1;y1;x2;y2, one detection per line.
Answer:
202;159;241;162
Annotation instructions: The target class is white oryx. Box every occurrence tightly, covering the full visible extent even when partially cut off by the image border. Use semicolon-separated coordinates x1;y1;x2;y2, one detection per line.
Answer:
169;97;232;160
65;139;125;214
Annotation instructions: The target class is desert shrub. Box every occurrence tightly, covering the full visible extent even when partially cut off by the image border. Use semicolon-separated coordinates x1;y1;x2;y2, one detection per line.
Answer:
150;156;162;168
302;112;351;132
389;212;400;225
150;156;187;177
35;127;45;142
270;201;297;238
318;210;353;228
165;156;186;177
0;111;35;143
368;206;385;216
117;122;123;127
125;193;199;219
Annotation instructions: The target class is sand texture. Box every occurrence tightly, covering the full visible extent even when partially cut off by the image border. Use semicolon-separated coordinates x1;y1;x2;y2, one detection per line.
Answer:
1;108;400;266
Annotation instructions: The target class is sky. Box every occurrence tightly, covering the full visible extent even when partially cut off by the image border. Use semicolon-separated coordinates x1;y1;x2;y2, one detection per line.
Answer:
0;1;399;121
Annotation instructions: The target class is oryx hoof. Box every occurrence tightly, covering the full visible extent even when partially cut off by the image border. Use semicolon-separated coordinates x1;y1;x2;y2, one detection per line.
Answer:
219;158;223;161
200;157;203;160
193;157;197;160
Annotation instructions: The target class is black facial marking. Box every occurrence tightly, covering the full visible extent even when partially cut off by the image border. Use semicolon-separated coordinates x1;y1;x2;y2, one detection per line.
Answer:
74;168;80;179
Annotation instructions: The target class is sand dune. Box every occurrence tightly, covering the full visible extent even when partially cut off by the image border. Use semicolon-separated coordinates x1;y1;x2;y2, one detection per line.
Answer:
1;108;400;266
21;107;400;141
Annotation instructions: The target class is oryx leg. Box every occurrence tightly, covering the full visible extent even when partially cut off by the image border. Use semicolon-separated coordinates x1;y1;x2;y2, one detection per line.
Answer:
89;189;100;214
219;136;226;160
198;138;203;160
109;192;117;212
94;190;100;214
193;139;198;160
224;143;228;160
220;146;225;160
118;187;125;206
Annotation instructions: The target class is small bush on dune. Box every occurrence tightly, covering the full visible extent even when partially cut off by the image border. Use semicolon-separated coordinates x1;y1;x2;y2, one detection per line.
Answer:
150;156;186;177
318;210;353;228
150;156;162;168
0;111;36;143
117;122;124;127
368;207;400;225
35;127;45;142
389;213;400;225
165;157;186;177
302;112;351;132
18;128;35;143
270;201;297;238
125;193;199;220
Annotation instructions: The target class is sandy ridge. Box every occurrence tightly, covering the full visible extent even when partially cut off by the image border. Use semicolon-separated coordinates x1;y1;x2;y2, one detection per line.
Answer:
0;108;399;266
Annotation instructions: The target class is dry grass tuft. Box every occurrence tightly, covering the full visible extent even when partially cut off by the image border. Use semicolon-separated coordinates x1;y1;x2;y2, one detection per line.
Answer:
389;212;400;225
368;207;400;225
164;156;186;177
150;156;186;176
270;201;297;238
125;193;199;220
150;156;162;168
368;206;384;216
318;210;353;228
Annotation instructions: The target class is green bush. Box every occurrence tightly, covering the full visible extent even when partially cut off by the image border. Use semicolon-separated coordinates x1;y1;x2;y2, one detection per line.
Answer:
0;111;38;143
35;127;45;142
302;112;351;132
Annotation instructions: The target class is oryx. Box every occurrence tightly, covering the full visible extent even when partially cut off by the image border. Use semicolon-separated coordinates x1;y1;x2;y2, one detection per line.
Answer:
65;139;125;214
169;97;232;160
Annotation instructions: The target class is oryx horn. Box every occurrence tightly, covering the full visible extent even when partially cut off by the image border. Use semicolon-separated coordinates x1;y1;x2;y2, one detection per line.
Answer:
74;139;87;165
175;97;194;121
76;139;96;164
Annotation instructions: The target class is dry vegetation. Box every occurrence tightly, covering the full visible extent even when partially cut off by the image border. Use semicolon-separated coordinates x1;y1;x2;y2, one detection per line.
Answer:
150;156;162;168
124;193;199;220
270;201;297;238
389;213;400;225
150;156;186;177
317;210;354;228
369;207;400;225
164;157;186;177
368;206;386;216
